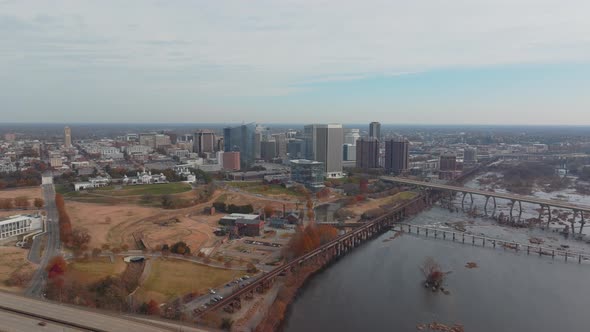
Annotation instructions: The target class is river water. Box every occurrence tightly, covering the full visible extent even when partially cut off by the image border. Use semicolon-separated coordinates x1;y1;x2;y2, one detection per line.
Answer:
284;177;590;331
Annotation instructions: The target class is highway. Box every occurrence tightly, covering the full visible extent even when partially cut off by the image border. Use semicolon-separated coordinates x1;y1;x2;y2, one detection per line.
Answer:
382;176;590;213
25;180;60;298
0;292;207;332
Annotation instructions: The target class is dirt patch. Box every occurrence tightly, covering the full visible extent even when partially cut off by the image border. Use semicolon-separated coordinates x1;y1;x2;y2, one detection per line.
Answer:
0;247;35;292
0;187;42;200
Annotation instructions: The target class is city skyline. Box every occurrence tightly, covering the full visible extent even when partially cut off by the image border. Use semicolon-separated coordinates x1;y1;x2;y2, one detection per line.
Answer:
1;1;590;125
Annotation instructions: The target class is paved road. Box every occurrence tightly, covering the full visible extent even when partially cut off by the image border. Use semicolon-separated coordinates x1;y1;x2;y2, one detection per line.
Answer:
382;176;590;213
25;181;60;298
184;276;255;315
0;292;207;332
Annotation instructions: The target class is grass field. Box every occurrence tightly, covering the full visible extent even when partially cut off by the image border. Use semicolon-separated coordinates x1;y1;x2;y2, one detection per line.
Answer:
137;258;244;303
227;182;303;197
93;183;192;196
68;257;127;284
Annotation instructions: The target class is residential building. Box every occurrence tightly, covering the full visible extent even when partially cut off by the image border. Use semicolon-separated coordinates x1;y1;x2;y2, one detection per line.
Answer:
369;122;381;140
385;138;409;175
222;151;241;171
314;124;344;178
356;137;380;169
64;126;72;148
290;159;325;190
0;214;43;240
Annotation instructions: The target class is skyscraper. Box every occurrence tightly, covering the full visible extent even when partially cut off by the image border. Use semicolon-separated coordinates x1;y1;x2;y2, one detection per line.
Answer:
303;124;318;160
64;126;72;148
223;123;256;166
344;128;361;145
356;137;380;169
314;124;344;178
369;122;381;141
272;133;287;158
193;130;216;155
385;138;409;175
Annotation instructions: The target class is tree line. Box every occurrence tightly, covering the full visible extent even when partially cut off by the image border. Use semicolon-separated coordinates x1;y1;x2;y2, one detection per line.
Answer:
0;196;44;210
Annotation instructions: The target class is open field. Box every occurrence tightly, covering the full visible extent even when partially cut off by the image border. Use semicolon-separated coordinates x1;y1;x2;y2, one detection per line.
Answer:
0;187;42;200
348;191;418;216
68;257;127;284
66;187;302;251
0;247;34;292
135;258;244;303
93;183;192;196
227;182;304;199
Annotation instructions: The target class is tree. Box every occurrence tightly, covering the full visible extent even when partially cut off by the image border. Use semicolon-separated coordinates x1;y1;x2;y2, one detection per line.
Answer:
161;194;173;209
0;198;13;209
46;256;67;280
263;205;274;218
14;196;30;209
170;241;191;255
147;300;160;316
70;228;91;252
33;198;44;208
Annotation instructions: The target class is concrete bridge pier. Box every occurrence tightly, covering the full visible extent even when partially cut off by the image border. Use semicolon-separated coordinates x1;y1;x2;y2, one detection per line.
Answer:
484;196;490;216
570;210;578;235
580;212;586;235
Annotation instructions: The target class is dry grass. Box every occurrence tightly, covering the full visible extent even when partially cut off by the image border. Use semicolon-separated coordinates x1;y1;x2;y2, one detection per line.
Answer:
67;257;127;284
135;258;244;303
0;247;34;292
0;187;42;200
349;191;417;215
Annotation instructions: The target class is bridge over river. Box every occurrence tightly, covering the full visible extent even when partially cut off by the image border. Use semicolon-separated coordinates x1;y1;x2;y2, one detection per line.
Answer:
381;176;590;230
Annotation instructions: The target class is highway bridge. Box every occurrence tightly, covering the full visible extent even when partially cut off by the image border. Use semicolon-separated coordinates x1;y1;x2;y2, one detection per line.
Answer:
196;195;425;318
381;177;590;228
0;292;206;332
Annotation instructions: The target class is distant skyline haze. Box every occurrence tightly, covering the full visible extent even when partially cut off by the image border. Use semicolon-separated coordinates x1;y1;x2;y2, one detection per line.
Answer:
1;0;589;125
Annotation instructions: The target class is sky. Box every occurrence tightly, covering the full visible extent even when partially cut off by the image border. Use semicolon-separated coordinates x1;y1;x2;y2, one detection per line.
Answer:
1;0;590;125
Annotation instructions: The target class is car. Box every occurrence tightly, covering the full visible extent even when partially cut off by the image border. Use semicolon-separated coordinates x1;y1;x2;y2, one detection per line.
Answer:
209;289;216;294
243;275;250;279
226;283;232;287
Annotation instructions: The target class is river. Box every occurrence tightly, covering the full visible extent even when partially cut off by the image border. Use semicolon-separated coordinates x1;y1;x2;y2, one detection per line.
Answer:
284;202;590;331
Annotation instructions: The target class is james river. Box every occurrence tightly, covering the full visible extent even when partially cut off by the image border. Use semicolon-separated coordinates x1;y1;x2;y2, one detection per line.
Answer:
283;205;590;332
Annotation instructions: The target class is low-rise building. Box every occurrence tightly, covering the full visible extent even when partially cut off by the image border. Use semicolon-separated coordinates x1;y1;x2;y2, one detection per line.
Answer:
123;170;167;185
0;214;43;240
219;213;260;227
236;218;265;236
290;159;325;190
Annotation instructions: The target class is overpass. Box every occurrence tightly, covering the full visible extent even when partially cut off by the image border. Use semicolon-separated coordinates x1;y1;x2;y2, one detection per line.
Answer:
382;176;590;229
196;196;426;318
0;292;205;332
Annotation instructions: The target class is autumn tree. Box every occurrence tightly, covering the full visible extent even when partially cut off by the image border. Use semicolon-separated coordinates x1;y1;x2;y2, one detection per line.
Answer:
0;198;13;210
263;205;274;218
69;228;91;252
14;196;30;209
33;198;44;208
55;194;73;246
147;299;160;316
170;241;191;255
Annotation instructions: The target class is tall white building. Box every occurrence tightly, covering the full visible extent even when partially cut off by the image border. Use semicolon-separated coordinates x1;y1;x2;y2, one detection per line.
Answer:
64;126;72;148
314;124;344;178
344;129;361;145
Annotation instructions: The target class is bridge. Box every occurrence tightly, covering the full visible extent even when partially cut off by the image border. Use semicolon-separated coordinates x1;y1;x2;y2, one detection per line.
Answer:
196;195;426;318
381;177;590;229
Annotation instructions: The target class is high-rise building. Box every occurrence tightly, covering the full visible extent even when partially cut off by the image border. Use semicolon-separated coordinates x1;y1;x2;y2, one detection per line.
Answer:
356;138;380;169
344;129;361;145
223;123;257;166
464;147;477;165
385;138;409;175
439;152;457;171
303;124;318;160
369;122;381;140
64;126;72;148
193;130;216;155
343;144;356;161
287;139;305;159
261;140;277;161
272;133;287;158
314;124;344;178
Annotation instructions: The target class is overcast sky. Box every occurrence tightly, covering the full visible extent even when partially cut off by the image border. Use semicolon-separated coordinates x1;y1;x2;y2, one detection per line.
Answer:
1;0;590;125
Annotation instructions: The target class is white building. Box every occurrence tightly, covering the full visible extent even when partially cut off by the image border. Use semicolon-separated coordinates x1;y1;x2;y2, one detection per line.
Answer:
0;214;43;240
123;170;167;185
100;147;124;160
73;175;112;191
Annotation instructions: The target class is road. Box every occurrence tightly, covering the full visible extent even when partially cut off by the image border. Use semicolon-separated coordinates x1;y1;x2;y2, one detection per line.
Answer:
25;180;60;298
0;291;207;332
184;276;255;315
382;176;590;213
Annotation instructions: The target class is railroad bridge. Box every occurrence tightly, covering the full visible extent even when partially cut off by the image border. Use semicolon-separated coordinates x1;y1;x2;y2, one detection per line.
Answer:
197;195;427;318
381;177;590;231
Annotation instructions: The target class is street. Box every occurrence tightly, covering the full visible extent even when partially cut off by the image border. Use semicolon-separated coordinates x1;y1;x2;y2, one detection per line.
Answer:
25;180;60;298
